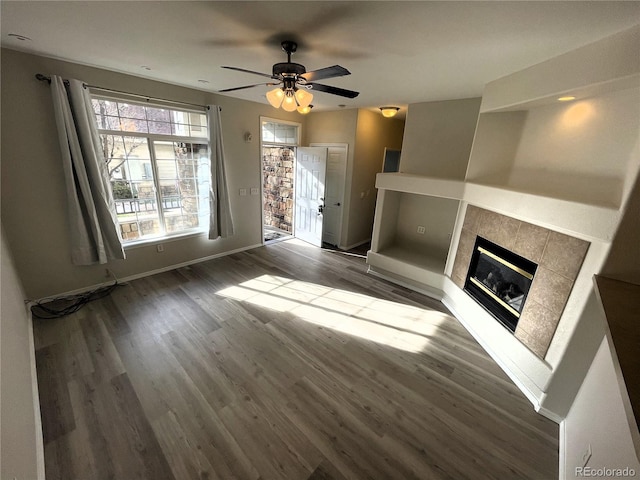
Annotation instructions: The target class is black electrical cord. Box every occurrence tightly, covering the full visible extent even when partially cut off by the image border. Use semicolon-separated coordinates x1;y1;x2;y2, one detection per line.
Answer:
31;281;124;319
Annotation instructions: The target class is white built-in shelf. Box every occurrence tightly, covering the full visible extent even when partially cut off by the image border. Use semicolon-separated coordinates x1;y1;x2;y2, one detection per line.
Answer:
375;172;621;242
463;182;621;243
374;173;464;199
367;249;446;291
368;185;458;293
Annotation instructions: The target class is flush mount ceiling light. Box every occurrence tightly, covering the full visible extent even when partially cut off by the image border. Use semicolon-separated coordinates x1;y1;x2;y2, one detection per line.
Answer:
380;106;400;118
220;41;359;112
557;96;576;102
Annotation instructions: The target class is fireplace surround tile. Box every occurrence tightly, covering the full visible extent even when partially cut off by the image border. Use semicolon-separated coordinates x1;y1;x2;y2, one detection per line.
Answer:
462;204;482;232
477;210;521;250
527;266;575;317
514;326;549;359
516;299;561;357
452;204;589;359
541;231;590;279
452;228;476;288
513;223;550;263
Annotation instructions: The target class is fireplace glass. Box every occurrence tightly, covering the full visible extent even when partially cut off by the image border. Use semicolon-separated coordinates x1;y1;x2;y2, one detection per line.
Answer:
464;236;537;332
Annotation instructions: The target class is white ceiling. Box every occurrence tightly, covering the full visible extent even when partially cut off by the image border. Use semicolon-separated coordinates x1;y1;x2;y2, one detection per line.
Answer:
2;1;639;116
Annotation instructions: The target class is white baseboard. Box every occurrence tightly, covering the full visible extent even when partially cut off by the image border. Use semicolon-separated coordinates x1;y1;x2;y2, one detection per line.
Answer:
536;405;564;424
32;243;263;304
366;266;444;301
341;238;371;251
559;420;567;480
27;310;46;479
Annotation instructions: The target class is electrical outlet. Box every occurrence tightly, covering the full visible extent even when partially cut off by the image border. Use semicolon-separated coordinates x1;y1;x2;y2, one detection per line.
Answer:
250;187;259;196
417;226;426;234
156;244;164;253
581;444;592;467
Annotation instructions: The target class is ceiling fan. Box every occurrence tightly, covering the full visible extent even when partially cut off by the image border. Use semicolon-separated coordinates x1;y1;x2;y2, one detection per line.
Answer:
219;40;359;111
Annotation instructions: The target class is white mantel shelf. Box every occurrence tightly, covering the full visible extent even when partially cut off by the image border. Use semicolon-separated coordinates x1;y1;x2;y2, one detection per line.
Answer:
374;173;465;200
375;172;621;242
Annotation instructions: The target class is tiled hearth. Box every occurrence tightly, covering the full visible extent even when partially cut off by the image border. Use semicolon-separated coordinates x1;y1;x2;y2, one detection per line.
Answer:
451;205;590;358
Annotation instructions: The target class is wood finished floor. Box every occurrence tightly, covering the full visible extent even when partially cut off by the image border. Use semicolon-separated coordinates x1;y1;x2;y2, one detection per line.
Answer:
34;239;558;480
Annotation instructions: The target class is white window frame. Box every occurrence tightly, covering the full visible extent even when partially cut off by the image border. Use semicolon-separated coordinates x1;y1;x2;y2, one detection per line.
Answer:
92;95;211;247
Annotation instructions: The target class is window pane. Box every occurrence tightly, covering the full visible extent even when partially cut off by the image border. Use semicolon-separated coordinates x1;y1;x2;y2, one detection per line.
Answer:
145;107;171;122
118;103;146;120
95;115;121;130
156;159;177;180
101;134;124;163
112;180;135;200
171;123;190;137
148;121;172;135
93;99;119;116
188;113;207;135
153;141;175;160
127;158;152;181
262;122;275;143
120;117;148;133
178;160;196;180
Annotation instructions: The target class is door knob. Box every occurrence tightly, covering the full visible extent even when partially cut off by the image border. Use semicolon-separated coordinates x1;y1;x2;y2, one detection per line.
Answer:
334;202;341;206
318;204;324;214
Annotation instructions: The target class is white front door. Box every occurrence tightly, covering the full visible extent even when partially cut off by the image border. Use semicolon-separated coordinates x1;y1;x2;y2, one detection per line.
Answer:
294;147;327;247
311;144;348;247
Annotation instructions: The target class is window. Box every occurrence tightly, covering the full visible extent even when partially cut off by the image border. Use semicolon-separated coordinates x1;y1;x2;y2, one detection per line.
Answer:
261;120;299;145
92;97;210;244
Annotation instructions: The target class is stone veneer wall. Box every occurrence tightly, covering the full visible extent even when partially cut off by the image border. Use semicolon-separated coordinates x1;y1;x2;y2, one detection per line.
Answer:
263;147;294;233
451;205;590;358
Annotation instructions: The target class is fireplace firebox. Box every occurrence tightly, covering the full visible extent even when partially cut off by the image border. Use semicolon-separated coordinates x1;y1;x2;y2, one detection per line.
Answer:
464;236;537;332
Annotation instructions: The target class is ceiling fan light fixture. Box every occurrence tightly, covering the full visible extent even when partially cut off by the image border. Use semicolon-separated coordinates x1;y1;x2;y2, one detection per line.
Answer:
294;89;313;108
281;93;298;112
297;104;313;115
380;107;400;118
266;88;285;108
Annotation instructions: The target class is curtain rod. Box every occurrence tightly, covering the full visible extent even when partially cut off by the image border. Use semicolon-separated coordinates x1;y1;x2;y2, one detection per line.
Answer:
35;73;216;111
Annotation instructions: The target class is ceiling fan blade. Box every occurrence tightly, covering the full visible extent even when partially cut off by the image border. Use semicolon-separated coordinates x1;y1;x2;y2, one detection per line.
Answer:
310;83;360;99
221;66;278;80
300;65;351;82
219;83;275;93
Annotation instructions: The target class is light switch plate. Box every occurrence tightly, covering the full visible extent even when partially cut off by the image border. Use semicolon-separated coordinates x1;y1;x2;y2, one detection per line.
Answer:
239;188;248;196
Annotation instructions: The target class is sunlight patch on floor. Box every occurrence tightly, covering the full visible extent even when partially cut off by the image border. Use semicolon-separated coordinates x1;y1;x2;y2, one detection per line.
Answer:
216;274;452;353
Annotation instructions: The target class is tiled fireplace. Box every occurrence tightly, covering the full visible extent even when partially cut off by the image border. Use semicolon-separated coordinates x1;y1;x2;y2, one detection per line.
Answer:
451;205;590;358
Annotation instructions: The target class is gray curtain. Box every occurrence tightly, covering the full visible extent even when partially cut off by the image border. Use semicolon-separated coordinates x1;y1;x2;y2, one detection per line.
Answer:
207;105;234;239
50;76;125;265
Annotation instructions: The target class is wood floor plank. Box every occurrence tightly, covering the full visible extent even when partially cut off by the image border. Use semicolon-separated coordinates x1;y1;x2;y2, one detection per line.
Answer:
35;239;558;479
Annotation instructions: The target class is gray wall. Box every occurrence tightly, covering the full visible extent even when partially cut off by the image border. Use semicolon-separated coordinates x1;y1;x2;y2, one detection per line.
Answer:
1;49;301;299
1;226;43;479
351;109;405;247
304;109;405;248
400;97;481;178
